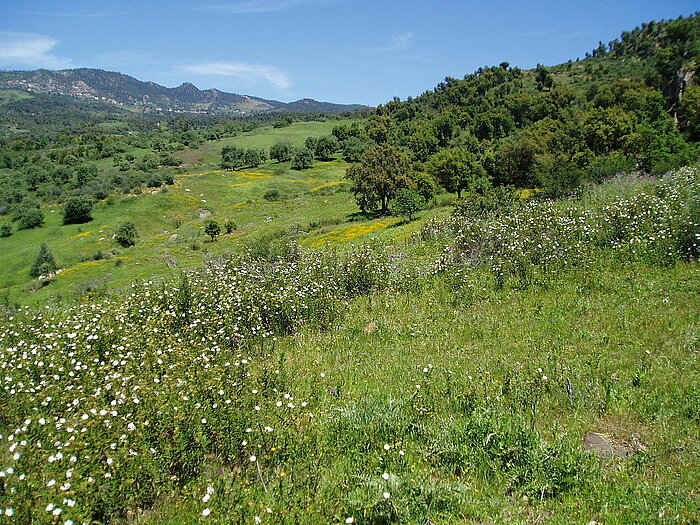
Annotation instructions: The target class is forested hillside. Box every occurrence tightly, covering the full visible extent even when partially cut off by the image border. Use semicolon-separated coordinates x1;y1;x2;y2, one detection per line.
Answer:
361;13;699;198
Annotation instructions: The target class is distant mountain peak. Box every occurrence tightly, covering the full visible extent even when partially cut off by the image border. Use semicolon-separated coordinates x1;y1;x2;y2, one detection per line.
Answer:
0;68;368;115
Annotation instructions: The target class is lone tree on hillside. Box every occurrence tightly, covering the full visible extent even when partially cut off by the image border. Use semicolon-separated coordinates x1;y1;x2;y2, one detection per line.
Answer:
30;242;58;278
535;63;554;91
63;196;94;225
314;135;339;160
204;220;221;241
346;144;413;214
16;204;44;230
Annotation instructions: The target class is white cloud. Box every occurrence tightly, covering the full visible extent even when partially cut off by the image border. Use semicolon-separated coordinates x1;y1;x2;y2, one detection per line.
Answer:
0;32;73;68
181;61;291;91
367;32;417;54
390;32;416;51
201;0;333;13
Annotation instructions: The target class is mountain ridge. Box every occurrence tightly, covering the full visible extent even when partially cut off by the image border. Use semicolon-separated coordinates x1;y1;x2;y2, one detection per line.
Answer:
0;67;367;115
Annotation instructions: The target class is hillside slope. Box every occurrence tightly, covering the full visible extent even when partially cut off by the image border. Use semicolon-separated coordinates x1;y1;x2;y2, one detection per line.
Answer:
0;68;368;115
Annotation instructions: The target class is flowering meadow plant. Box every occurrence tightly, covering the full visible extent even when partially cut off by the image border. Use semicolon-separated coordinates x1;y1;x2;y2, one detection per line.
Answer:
0;167;698;522
427;167;700;287
0;246;431;522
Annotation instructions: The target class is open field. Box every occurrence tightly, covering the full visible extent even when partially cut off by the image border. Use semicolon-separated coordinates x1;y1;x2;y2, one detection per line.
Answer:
0;120;414;307
1;163;698;523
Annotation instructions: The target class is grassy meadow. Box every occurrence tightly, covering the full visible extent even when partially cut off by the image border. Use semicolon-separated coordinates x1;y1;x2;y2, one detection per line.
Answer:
0;120;415;306
0;121;698;524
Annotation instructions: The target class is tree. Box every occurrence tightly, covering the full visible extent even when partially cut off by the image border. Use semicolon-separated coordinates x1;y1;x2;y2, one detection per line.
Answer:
341;137;371;162
30;242;57;278
63;196;94;225
221;145;246;170
14;202;44;230
243;149;262;167
431;114;456;147
270;140;294;163
204;220;221;241
681;85;700;140
390;189;425;221
427;148;489;198
75;165;98;187
314;135;339;159
535;63;554;91
291;148;314;170
408;128;439;161
345;144;413;214
304;137;319;153
114;221;138;247
409;171;439;203
581;107;635;154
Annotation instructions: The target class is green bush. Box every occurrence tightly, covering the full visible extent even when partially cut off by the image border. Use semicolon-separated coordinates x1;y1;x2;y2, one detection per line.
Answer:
224;219;237;234
291;148;314;170
29;242;57;278
264;188;281;201
114;221;139;247
62;196;94;225
390;188;425;221
204;219;221;241
16;206;44;230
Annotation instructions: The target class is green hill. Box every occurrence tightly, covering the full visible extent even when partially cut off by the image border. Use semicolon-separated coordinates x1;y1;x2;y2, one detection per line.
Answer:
0;13;699;524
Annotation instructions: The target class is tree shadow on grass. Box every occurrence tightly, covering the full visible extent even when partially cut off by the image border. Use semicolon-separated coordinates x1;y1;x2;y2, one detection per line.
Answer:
347;210;385;222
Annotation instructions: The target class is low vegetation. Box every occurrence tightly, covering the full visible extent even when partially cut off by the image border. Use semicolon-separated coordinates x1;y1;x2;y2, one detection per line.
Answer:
1;165;698;523
0;12;698;524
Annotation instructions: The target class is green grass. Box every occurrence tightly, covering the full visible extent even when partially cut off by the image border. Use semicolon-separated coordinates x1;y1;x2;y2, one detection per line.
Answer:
0;120;406;306
1;162;698;523
181;120;354;165
123;259;697;524
0;89;33;104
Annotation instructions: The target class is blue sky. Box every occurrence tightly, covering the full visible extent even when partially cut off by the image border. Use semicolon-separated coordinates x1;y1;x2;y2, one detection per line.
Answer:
0;0;697;106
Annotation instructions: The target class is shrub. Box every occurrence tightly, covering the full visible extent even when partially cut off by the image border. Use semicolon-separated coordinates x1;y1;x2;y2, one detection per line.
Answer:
390;188;425;221
224;219;237;234
452;186;518;219
63;196;94;224
146;174;162;188
270;140;294;162
0;223;12;237
264;188;281;201
16;206;44;230
114;221;139;247
29;242;57;278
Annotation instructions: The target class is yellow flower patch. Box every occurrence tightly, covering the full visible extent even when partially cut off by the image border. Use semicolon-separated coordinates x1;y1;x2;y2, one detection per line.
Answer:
307;218;397;247
57;256;129;278
178;170;229;178
515;188;544;200
309;181;349;192
236;171;272;180
168;192;200;206
67;226;109;241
